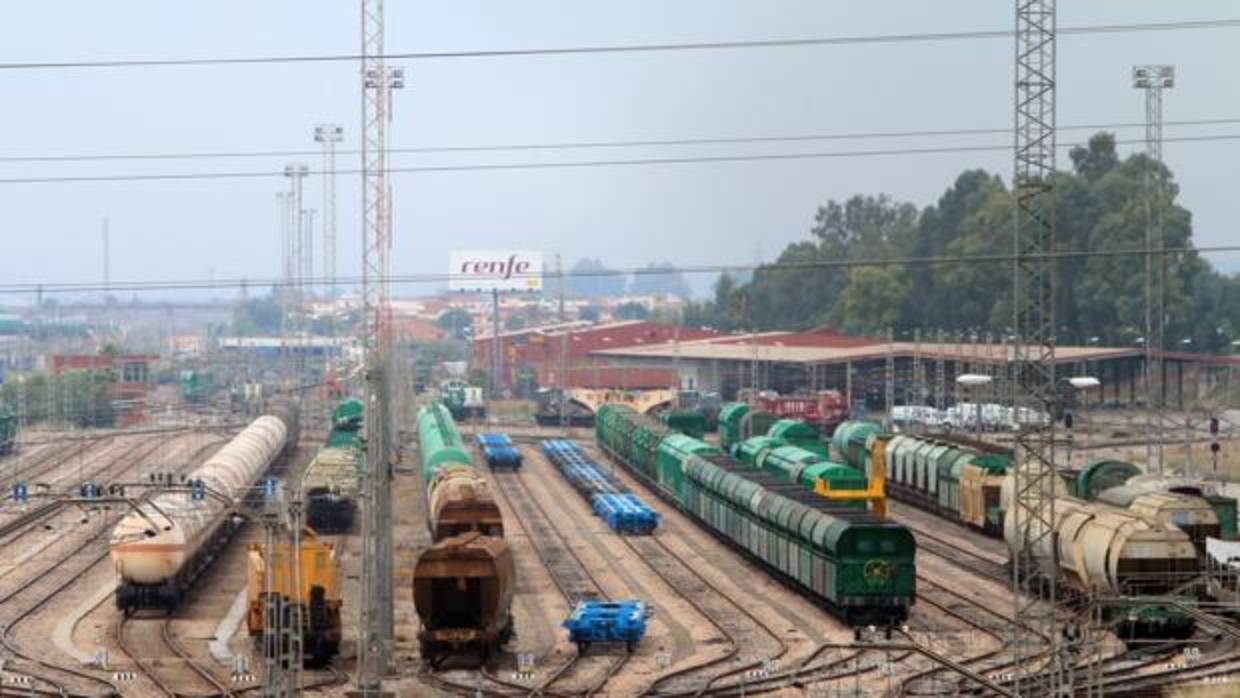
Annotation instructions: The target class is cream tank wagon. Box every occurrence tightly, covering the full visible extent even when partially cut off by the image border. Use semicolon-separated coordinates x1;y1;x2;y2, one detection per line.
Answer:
110;408;297;611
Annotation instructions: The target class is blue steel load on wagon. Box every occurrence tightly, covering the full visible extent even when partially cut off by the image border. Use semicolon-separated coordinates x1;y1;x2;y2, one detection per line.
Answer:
541;439;660;535
562;599;650;652
477;432;523;469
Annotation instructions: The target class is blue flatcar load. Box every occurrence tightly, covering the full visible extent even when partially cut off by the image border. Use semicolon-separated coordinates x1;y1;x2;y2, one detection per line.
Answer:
477;433;523;469
592;493;660;535
542;439;660;534
562;599;650;652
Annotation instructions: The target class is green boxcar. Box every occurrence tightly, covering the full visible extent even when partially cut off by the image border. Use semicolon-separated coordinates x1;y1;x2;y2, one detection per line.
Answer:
718;402;751;454
768;419;828;459
415;403;473;481
758;445;867;507
661;409;708;439
1073;459;1141;501
1207;496;1238;540
596;403;672;480
0;405;15;456
328;398;365;449
735;436;783;468
683;455;914;623
656;433;720;500
831;420;882;471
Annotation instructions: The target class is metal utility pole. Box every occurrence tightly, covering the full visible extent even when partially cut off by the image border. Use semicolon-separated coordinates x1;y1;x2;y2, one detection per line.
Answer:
1133;64;1174;473
357;0;402;690
491;289;502;395
557;254;568;428
884;328;895;430
102;217;111;297
935;329;947;418
1011;1;1065;695
303;208;317;302
284;164;310;305
315;124;344;301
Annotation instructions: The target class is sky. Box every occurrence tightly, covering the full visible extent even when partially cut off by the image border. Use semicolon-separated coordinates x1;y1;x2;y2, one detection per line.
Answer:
1;1;1238;302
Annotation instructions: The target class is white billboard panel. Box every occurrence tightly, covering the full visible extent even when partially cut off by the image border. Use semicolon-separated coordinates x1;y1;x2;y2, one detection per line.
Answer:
449;250;543;292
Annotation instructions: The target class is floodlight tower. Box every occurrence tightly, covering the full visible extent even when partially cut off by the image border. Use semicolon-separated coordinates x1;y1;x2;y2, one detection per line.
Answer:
357;0;403;692
314;124;343;300
1011;1;1067;696
1133;64;1174;472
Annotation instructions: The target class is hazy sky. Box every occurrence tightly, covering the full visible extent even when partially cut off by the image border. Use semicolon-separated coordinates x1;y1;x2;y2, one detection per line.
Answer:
1;1;1238;301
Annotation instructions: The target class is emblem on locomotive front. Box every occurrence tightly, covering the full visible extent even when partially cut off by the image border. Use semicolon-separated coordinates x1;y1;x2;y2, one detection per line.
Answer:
863;559;894;585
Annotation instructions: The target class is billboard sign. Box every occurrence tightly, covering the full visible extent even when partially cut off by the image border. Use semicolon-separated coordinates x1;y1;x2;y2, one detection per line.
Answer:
449;250;543;292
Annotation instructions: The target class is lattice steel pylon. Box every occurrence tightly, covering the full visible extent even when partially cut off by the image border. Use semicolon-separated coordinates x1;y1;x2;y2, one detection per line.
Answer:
1133;65;1174;473
357;0;402;691
1011;1;1066;696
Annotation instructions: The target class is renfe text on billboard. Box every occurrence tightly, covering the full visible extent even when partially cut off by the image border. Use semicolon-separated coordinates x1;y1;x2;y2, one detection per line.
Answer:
449;250;543;292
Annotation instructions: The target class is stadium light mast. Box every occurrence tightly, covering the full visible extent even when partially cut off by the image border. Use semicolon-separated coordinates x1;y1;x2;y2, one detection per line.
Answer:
357;0;402;693
314;124;344;301
1133;64;1174;473
1011;1;1068;695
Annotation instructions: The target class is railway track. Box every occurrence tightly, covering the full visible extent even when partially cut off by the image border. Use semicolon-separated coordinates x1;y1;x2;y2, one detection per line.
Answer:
115;615;236;697
488;467;629;697
622;533;788;698
0;434;216;696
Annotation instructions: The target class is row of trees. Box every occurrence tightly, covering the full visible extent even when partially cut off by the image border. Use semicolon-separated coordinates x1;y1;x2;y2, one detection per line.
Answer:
0;370;117;428
684;133;1240;353
544;259;693;299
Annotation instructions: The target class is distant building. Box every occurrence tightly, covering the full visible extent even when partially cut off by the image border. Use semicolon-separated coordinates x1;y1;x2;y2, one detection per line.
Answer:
51;353;158;426
473;320;721;390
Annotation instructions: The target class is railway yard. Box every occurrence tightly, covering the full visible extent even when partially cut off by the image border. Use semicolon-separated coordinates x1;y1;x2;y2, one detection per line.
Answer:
5;5;1240;697
0;397;1237;697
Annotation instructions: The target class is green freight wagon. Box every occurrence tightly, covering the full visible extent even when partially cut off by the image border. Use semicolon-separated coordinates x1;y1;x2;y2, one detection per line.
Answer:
1072;459;1141;501
0;405;14;456
734;436;783;468
655;433;720;500
768;419;828;459
660;408;708;439
759;445;867;506
415;403;473;481
831;420;882;472
682;454;914;624
328;398;365;449
596;404;672;480
718;402;751;454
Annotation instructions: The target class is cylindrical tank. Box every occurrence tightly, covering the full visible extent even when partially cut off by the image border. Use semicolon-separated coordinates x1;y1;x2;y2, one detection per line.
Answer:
427;465;504;541
413;532;515;660
111;413;289;586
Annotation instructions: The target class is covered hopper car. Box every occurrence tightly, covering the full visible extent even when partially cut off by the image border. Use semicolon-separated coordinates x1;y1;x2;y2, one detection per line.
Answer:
245;529;342;666
301;446;360;534
413;532;514;665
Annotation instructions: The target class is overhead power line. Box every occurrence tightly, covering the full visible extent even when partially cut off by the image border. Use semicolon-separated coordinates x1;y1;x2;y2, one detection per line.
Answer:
1;117;1238;165
0;132;1237;185
0;18;1237;71
4;244;1237;295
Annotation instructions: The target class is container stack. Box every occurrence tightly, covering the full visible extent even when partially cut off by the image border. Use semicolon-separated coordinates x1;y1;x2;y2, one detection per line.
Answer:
477;432;523;469
541;439;660;534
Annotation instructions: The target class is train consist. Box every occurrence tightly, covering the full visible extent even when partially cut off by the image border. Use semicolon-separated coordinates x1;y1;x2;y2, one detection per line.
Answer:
596;404;916;626
302;398;364;533
110;406;299;611
542;439;660;534
412;403;514;664
831;420;1228;638
245;529;343;666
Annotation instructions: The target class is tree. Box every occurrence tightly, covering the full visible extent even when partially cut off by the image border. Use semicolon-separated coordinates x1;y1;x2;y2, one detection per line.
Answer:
629;262;693;298
615;302;650;320
435;308;474;342
231;294;283;335
570;258;626;297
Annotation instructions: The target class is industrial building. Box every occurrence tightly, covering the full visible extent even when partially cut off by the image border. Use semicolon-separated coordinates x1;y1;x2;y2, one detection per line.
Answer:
589;327;1240;410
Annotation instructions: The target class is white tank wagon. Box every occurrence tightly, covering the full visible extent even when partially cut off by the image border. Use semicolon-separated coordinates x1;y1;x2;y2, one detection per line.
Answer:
110;411;293;611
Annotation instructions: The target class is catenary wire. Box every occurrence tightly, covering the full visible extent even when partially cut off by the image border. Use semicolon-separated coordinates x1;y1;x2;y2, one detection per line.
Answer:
0;18;1236;71
0;132;1238;185
0;117;1237;165
3;244;1238;296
